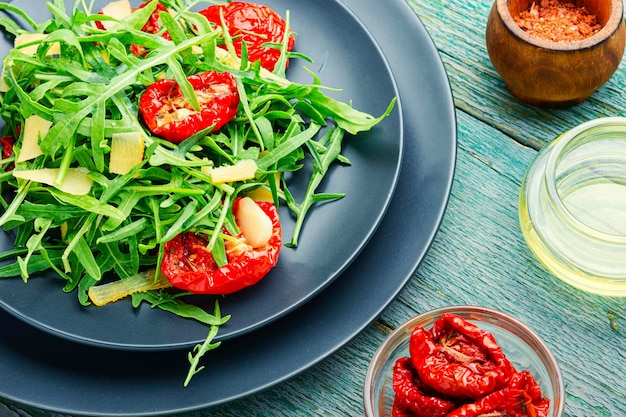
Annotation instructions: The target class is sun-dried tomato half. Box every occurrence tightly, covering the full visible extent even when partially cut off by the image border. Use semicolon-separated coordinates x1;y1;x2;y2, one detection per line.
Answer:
391;356;458;417
1;135;15;161
95;1;172;56
409;314;517;399
139;70;240;143
161;198;281;295
199;1;295;71
445;370;551;417
0;134;15;171
130;1;173;56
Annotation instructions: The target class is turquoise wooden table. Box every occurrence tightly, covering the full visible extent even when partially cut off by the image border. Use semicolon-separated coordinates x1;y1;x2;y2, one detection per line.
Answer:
1;0;626;416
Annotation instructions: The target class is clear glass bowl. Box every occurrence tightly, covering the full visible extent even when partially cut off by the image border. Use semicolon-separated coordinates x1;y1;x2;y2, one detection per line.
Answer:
363;306;565;417
520;117;626;296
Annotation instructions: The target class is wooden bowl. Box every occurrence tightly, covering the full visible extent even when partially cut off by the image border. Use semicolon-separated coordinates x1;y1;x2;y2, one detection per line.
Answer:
486;0;625;108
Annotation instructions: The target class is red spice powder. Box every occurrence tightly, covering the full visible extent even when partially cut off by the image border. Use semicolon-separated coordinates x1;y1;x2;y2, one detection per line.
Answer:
514;0;603;42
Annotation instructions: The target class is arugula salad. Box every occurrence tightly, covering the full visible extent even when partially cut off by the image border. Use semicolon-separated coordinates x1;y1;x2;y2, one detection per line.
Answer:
0;0;395;384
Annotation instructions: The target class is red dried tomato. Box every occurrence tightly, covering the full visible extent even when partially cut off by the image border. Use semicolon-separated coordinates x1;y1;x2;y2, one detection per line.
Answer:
135;1;171;37
199;2;295;71
446;370;551;417
161;198;282;295
391;356;457;417
130;1;172;56
1;126;19;171
1;135;15;161
391;397;418;417
139;70;240;143
96;1;172;56
409;314;517;399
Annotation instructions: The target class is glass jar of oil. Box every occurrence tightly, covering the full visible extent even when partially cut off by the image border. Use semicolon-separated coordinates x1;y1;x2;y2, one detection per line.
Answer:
519;117;626;296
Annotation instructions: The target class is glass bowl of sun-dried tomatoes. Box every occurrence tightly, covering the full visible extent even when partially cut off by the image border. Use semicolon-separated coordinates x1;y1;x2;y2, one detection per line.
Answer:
363;305;565;417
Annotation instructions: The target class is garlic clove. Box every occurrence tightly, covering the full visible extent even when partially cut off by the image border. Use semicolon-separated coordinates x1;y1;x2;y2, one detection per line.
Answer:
236;197;273;248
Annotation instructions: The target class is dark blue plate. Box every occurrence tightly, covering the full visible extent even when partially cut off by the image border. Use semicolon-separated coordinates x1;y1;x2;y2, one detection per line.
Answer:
0;0;402;349
0;0;456;414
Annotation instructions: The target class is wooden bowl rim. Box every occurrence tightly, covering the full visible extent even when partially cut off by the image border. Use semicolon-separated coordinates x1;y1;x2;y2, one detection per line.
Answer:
495;0;624;51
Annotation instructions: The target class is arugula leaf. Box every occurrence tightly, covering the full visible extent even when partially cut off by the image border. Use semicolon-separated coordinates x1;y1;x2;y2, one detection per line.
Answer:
132;291;230;327
183;301;227;387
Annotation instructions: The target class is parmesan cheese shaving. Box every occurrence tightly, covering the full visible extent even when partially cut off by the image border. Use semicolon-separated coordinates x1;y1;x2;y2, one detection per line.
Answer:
88;269;172;306
109;131;145;175
204;159;258;184
99;0;132;31
13;167;93;195
14;33;61;56
16;114;51;162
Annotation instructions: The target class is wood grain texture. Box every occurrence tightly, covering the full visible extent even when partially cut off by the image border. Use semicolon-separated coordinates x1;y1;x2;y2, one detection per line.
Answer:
2;0;626;416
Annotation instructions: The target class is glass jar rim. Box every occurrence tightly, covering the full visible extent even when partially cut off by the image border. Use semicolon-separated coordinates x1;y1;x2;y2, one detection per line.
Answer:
544;117;626;244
